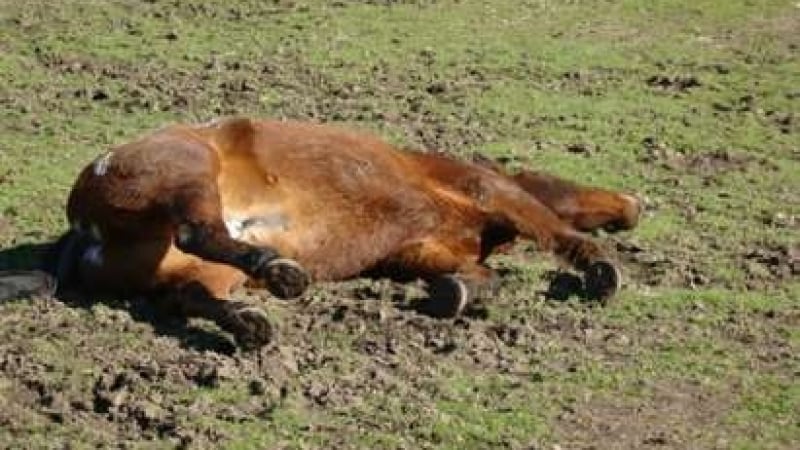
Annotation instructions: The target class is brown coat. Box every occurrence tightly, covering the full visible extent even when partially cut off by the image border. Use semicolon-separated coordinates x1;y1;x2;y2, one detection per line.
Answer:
63;117;640;347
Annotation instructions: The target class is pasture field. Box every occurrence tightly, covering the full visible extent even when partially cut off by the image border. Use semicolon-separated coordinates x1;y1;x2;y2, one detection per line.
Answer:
0;0;798;448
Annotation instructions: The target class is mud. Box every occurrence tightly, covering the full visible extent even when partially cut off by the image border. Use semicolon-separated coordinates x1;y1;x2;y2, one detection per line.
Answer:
646;74;702;92
32;48;494;153
639;138;762;175
1;252;704;447
1;2;798;447
604;237;718;292
0;283;483;445
555;381;733;449
742;244;800;289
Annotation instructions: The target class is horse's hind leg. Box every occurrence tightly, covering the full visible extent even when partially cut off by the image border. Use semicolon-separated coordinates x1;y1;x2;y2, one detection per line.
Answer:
73;231;273;349
168;182;309;299
170;285;274;350
412;156;625;301
158;260;273;350
382;237;498;318
481;185;622;301
511;170;642;233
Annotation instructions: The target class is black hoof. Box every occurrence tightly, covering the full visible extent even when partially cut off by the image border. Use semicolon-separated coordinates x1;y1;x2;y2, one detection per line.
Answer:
545;271;584;301
220;302;274;350
584;260;621;302
259;258;310;299
0;270;57;302
419;275;470;319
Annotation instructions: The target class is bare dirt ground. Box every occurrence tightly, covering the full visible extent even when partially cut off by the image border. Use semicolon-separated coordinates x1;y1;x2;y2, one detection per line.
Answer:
0;1;798;448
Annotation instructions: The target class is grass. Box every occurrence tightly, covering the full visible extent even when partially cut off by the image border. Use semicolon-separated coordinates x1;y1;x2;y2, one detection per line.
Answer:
0;0;798;448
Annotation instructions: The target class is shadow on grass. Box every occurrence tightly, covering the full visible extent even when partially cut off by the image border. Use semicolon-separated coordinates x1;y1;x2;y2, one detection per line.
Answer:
495;265;602;304
542;271;592;302
0;240;237;355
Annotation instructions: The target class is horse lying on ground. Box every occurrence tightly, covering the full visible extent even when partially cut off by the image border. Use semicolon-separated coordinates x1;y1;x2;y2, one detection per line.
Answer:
3;117;641;348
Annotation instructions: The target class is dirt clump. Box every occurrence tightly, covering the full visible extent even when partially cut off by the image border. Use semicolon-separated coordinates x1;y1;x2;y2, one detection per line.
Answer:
765;110;796;134
639;138;756;174
646;74;702;92
742;244;800;288
32;47;496;153
555;381;734;449
610;238;713;289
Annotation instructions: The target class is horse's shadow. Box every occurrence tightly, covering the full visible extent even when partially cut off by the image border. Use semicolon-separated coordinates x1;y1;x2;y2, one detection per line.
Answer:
1;241;594;354
0;241;238;355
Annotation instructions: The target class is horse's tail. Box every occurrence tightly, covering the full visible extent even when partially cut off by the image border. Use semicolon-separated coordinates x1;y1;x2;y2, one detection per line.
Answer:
0;230;89;302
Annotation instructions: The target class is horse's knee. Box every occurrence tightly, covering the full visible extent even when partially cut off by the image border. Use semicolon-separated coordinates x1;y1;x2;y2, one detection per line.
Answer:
174;221;309;300
175;222;275;267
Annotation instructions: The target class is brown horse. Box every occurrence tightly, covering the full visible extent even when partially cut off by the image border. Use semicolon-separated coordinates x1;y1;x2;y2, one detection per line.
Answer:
6;117;642;348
